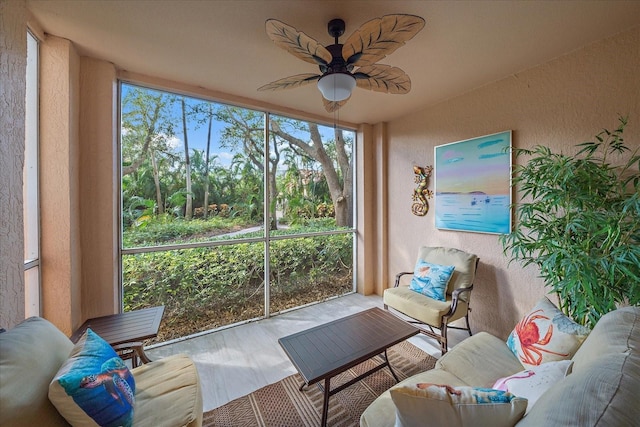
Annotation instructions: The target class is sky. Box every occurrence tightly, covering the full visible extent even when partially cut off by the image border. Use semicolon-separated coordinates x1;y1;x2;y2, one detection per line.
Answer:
434;131;511;195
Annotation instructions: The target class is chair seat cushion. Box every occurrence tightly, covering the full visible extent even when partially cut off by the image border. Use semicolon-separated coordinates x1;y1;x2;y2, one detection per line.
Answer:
384;287;467;326
131;354;203;427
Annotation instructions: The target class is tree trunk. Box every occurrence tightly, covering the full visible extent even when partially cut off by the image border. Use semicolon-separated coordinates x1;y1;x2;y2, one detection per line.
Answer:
122;101;163;176
268;132;280;230
181;99;193;219
203;109;213;219
334;128;353;227
150;150;164;214
271;122;351;227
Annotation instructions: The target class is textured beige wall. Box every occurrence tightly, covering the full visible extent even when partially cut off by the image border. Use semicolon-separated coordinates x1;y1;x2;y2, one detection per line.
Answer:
40;35;82;335
79;57;119;319
0;0;27;328
383;27;640;338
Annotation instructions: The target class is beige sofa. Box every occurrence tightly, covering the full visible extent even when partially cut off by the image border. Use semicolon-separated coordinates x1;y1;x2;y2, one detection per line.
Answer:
0;316;203;427
361;306;640;427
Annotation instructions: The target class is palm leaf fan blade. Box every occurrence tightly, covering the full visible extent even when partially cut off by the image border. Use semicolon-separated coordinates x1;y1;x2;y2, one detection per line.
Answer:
354;65;411;94
265;19;333;66
258;74;321;91
323;96;350;113
342;14;425;67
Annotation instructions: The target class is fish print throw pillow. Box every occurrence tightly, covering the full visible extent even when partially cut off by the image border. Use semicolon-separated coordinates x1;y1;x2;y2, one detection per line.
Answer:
49;328;135;427
409;260;455;301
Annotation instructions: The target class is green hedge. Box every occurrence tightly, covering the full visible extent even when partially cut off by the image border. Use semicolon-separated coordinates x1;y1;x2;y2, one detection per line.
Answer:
123;233;353;328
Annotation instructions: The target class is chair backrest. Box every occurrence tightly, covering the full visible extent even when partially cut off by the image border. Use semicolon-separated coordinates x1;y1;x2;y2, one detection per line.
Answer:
416;246;478;301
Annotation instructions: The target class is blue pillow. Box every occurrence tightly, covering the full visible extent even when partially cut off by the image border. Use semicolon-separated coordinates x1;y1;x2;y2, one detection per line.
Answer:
409;260;455;301
49;328;135;427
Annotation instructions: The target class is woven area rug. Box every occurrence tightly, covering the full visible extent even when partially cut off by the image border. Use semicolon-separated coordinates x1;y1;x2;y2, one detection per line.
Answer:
203;340;436;427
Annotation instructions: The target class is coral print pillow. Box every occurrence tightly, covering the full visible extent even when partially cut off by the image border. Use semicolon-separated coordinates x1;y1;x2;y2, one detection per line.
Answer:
507;297;590;368
409;260;455;301
49;329;136;427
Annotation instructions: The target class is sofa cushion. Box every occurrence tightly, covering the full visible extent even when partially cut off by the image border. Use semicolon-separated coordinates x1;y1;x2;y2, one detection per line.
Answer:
390;384;527;427
0;317;74;427
131;354;203;427
492;360;573;414
507;297;589;368
518;353;640;426
436;332;525;387
49;329;136;427
571;306;640;373
409;260;455;301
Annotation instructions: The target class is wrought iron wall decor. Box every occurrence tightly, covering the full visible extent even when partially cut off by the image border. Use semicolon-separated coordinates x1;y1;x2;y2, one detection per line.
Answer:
411;165;433;216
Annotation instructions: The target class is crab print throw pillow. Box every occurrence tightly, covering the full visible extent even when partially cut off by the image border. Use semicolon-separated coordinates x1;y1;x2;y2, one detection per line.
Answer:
409;260;455;301
507;297;590;368
49;328;135;427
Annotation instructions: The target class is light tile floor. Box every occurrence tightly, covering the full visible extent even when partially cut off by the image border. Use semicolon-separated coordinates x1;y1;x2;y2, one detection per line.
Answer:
146;293;468;411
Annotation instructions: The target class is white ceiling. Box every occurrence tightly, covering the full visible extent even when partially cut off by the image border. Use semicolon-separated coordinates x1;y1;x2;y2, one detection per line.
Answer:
26;0;640;125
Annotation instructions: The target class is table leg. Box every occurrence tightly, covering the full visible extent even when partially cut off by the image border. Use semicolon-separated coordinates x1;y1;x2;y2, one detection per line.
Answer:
384;349;400;382
321;377;330;427
113;342;152;368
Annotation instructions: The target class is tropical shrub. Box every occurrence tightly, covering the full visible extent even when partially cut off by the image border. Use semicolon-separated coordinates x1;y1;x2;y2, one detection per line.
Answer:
501;117;640;328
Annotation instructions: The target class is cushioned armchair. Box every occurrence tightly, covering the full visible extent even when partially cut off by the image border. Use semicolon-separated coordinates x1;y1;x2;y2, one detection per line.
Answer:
383;246;479;354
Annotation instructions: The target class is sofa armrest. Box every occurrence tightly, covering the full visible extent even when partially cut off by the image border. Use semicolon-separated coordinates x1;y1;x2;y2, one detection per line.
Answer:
0;317;74;427
436;332;524;387
131;354;203;427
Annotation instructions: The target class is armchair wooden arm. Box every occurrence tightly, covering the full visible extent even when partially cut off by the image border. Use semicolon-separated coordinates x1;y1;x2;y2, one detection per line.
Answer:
449;285;473;316
394;272;414;288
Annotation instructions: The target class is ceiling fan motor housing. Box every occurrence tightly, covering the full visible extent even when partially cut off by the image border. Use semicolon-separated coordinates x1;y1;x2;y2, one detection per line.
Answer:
322;44;349;74
327;18;345;40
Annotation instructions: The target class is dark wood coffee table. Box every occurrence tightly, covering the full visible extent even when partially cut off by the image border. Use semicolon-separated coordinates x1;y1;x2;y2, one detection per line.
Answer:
278;307;419;427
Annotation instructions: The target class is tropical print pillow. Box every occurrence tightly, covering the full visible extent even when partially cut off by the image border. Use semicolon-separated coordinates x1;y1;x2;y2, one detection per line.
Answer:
413;383;519;404
507;297;590;368
390;384;527;427
49;328;135;427
409;260;455;301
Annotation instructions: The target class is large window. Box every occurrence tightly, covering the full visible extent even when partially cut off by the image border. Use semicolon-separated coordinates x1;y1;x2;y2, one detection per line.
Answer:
24;31;40;317
119;83;355;342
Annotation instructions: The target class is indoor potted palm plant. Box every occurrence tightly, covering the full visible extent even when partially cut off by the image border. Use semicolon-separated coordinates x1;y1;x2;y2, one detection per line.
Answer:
501;116;639;328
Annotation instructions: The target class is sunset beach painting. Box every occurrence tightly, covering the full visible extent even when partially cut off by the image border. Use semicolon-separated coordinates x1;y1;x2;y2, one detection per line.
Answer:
434;131;512;234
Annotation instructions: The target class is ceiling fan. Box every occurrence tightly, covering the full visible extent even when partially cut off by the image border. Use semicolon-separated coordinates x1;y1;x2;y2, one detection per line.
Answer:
258;14;426;112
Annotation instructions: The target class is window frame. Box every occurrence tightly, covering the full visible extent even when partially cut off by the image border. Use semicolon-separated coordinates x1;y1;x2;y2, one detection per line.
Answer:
24;30;41;317
117;80;358;329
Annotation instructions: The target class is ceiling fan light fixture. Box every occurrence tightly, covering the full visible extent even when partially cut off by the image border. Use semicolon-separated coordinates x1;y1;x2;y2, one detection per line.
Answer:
317;72;356;102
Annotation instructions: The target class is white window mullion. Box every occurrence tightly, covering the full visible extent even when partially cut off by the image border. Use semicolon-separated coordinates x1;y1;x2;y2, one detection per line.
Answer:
24;31;41;317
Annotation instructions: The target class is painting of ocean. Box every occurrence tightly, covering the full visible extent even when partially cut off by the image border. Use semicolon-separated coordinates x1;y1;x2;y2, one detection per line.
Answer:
434;131;512;234
435;193;510;234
